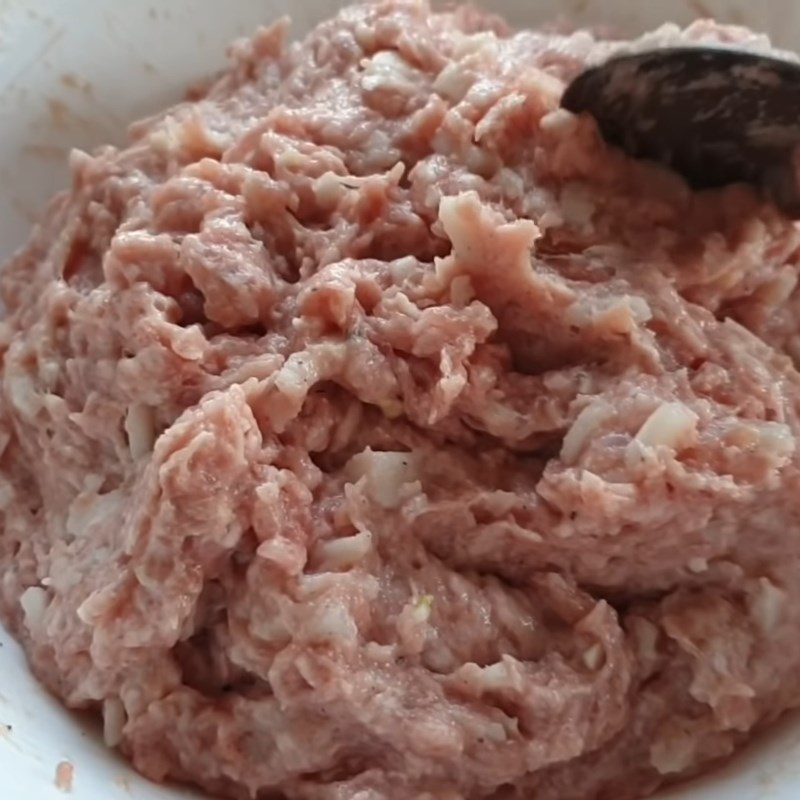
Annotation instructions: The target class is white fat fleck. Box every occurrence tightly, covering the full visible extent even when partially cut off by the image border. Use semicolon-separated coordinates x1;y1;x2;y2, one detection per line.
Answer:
305;604;357;644
317;531;373;570
561;400;612;465
312;172;348;207
433;62;474;102
751;422;795;461
626;296;654;323
635;402;698;450
345;448;420;509
389;256;419;282
480;660;512;690
125;404;156;459
361;50;421;94
84;473;104;493
103;697;126;747
687;558;708;574
276;146;307;171
582;643;604;671
20;586;48;633
723;420;795;464
760;270;798;307
249;612;290;643
483;722;508;743
384;292;422;320
0;477;15;511
631;617;660;665
147;128;172;156
650;735;695;776
7;373;43;418
750;578;785;634
363;642;397;663
452;30;498;59
38;359;60;388
539;108;576;133
299;572;345;598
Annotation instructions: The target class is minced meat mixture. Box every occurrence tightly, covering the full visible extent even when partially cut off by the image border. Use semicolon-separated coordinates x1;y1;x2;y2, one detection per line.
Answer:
2;3;800;799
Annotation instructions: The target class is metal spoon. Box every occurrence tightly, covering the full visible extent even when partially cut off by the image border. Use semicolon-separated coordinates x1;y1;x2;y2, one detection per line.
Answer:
561;47;800;216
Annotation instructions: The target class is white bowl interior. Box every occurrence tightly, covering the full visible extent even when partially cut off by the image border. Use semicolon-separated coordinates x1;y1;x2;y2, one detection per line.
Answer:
2;0;800;797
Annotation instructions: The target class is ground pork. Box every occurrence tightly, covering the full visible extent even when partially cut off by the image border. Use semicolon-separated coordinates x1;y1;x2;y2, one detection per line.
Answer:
2;3;800;800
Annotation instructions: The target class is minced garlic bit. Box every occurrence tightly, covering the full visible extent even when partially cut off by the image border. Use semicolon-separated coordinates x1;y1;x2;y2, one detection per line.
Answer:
635;402;698;450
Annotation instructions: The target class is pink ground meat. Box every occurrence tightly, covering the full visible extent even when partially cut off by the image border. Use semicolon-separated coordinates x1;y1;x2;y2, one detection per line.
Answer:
2;2;800;799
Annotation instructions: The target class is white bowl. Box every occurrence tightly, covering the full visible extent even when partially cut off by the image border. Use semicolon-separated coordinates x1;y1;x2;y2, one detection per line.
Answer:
2;1;800;798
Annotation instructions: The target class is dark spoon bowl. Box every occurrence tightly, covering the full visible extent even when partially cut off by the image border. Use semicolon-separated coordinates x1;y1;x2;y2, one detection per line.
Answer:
561;47;800;217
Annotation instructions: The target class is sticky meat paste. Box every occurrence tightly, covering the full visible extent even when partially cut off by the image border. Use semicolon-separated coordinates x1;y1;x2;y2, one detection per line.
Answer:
2;3;800;799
